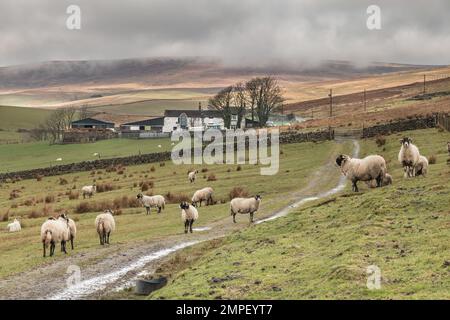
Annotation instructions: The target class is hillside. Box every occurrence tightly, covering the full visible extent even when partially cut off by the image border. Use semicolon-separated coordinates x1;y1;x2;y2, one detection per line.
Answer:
149;128;450;299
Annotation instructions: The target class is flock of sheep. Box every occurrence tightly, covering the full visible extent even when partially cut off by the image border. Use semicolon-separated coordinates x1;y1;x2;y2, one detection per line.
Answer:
5;135;435;258
335;136;429;192
37;169;261;257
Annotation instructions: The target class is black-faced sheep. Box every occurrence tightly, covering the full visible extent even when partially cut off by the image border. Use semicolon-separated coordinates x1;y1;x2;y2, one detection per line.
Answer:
230;195;262;223
59;212;77;250
40;217;69;257
188;170;198;183
336;154;387;192
95;210;116;245
415;155;429;177
191;187;214;207
180;202;198;233
398;137;420;178
136;193;165;214
82;184;96;199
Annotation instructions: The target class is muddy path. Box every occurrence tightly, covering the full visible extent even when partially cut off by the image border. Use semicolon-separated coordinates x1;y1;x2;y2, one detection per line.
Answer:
0;141;359;300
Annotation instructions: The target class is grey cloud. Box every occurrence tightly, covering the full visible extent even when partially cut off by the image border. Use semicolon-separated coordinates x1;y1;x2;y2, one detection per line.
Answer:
0;0;449;67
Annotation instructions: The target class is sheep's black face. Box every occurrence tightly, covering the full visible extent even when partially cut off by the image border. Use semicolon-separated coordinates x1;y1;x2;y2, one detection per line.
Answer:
336;155;345;167
180;202;190;210
255;195;261;201
400;137;412;147
136;193;143;199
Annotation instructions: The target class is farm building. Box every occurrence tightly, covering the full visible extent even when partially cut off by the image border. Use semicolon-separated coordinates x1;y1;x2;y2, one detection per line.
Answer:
120;117;165;132
71;118;115;129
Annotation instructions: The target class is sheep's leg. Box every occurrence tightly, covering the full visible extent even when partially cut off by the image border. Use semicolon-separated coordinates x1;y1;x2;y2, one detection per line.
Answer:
99;233;103;245
71;236;74;250
353;181;359;192
158;206;161;213
189;220;194;233
43;242;46;258
250;212;254;223
107;232;110;244
376;175;382;188
232;212;236;223
184;220;189;233
50;242;55;256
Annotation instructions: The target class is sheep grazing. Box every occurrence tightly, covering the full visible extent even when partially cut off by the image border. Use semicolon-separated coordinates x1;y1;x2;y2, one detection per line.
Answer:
191;187;214;207
82;184;97;199
136;193;165;214
336;154;387;192
180;202;199;233
40;217;70;257
188;170;198;183
366;173;393;188
415;155;429;177
230;195;262;223
398;137;420;178
7;218;21;232
95;210;116;245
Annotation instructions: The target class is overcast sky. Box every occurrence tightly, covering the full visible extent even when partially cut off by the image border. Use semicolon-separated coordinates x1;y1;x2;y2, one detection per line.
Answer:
0;0;449;67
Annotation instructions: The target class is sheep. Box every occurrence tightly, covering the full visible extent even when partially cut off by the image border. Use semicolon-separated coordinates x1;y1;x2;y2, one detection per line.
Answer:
136;193;165;214
188;170;198;183
57;214;71;253
415;155;429;177
336;154;387;192
191;187;214;207
230;195;262;223
180;202;199;233
7;218;21;232
95;210;116;245
82;184;96;199
366;173;393;188
59;212;77;250
398;137;420;178
40;217;69;257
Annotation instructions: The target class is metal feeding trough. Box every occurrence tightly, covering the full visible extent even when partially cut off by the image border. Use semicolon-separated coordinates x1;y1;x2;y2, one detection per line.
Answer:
135;277;168;295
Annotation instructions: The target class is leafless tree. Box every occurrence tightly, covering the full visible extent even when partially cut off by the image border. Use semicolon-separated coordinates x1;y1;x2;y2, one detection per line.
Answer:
232;82;247;128
44;107;76;144
208;86;234;129
79;105;94;120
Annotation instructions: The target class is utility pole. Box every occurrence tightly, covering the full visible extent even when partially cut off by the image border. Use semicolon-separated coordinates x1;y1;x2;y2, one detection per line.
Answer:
363;89;367;112
423;75;426;94
329;89;333;117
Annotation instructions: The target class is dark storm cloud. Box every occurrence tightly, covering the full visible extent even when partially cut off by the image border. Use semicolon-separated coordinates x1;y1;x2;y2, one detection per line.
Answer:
0;0;449;67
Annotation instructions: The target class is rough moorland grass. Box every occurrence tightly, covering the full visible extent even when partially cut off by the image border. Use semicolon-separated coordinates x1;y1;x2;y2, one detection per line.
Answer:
0;140;347;278
151;128;450;300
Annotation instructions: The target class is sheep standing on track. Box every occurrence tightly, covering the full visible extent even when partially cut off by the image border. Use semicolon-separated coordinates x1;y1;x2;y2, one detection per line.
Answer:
191;187;214;207
398;137;420;178
336;154;387;192
40;217;69;257
95;210;116;245
136;193;165;214
188;170;198;183
230;195;262;223
7;218;21;232
366;173;393;188
180;202;198;233
57;214;71;253
415;155;429;177
82;184;97;199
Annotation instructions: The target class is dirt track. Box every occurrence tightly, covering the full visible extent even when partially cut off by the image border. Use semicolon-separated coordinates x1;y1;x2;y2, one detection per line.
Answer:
0;141;358;300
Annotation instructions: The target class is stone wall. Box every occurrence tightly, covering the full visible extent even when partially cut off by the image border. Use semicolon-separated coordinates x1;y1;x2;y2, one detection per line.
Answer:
362;116;437;138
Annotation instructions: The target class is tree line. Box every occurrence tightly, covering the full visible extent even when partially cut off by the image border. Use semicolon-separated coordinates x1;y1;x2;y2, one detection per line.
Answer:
208;76;284;128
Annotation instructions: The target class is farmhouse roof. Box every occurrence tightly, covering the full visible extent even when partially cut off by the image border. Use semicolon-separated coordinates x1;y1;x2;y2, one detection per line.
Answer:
121;117;165;126
164;109;239;118
71;118;115;125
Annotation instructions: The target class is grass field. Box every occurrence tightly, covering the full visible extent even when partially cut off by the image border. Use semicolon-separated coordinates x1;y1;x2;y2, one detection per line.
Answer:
0;140;348;279
149;128;450;299
0;138;174;172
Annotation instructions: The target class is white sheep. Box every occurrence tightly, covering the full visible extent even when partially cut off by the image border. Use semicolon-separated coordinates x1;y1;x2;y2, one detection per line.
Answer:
59;213;77;250
366;173;393;188
415;155;429;177
7;218;21;232
136;193;165;214
95;210;116;245
398;137;420;178
188;170;198;183
40;217;69;257
230;195;262;223
336;154;387;192
82;184;97;199
191;187;214;207
180;202;199;233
